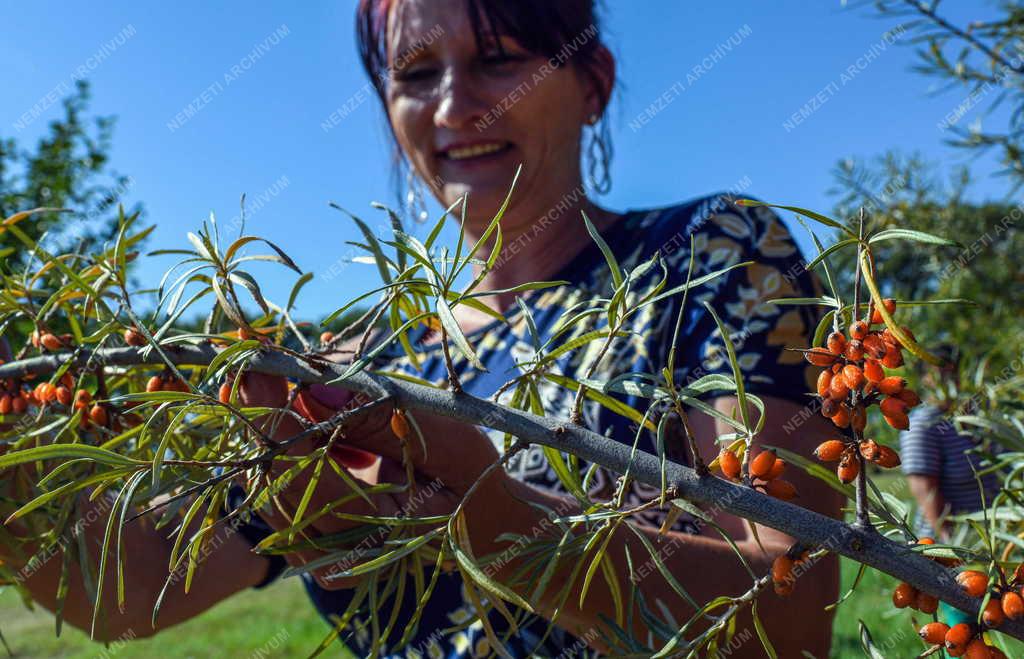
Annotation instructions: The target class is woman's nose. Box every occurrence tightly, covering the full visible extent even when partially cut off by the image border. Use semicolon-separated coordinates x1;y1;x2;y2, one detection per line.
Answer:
433;67;488;130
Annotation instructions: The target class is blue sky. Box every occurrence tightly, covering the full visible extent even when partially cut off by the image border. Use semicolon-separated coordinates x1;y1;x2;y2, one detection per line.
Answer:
2;1;1011;321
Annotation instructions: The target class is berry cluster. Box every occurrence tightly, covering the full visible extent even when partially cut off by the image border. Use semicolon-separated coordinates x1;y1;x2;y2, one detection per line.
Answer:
918;621;1006;658
715;447;798;501
771;549;811;596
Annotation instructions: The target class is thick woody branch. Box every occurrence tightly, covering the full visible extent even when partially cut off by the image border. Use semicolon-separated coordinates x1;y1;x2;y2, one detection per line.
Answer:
1;345;1020;640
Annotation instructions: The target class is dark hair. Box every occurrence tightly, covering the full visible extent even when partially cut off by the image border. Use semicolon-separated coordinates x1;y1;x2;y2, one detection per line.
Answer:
356;0;614;207
356;0;611;112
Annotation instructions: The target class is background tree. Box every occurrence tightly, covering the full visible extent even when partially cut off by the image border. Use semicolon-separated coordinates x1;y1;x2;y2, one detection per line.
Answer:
869;0;1024;193
0;80;141;268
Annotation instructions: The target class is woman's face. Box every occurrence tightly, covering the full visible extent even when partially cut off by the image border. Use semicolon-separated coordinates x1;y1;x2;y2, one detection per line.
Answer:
384;0;602;232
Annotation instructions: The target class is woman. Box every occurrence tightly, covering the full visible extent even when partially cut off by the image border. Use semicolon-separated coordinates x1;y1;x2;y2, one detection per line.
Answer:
1;0;842;656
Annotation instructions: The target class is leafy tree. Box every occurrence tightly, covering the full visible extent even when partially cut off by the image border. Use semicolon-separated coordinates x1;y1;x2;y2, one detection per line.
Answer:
0;80;141;267
869;0;1024;193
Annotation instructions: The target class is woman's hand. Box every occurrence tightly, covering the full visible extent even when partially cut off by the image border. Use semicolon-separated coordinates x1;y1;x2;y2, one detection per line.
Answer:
235;372;514;590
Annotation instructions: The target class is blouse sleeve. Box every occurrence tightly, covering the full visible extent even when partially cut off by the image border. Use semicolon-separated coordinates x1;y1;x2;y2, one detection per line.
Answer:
663;195;825;408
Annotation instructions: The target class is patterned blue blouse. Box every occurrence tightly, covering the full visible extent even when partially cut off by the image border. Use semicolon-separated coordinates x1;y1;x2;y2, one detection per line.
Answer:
238;192;823;658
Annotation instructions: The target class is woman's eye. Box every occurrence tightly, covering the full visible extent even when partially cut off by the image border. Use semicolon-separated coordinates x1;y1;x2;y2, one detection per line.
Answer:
480;53;526;72
393;66;438;83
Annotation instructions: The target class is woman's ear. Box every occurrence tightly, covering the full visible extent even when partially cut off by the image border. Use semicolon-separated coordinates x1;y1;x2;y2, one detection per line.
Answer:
583;44;616;121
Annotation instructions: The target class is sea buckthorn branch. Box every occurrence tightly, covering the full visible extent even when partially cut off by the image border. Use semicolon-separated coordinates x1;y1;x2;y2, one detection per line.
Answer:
4;344;1024;642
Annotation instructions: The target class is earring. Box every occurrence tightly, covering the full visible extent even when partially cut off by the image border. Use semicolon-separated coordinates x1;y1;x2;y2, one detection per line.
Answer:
404;168;430;223
585;114;612;195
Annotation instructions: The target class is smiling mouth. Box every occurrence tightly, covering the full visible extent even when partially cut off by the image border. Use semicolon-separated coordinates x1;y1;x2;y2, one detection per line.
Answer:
438;141;513;162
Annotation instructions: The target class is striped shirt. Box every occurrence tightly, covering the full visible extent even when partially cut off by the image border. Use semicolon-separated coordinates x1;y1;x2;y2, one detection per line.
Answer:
899;404;999;538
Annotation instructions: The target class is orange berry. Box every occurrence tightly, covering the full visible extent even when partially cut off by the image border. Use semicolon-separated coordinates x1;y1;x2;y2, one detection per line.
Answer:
773;580;794;597
845;339;865;361
238;327;256;341
837;451;860;484
870;298;897;325
880;396;908;417
390;408;411;440
881;347;904;369
919;621;950;644
771;555;794;583
944;623;973;655
11;396;27;414
831;362;843;374
883;410;910;431
964;638;992;659
820;397;839;418
74;389;92;408
861;333;888;360
218;382;232;405
34;382;56;403
146;376;163;393
88;404;109;427
831;404;851;429
851;405;866;433
40;333;63;351
815;440;845;462
765;478;797;501
858;439;880;461
842;365;866;390
878;376;907;396
0;394;11;415
917;591;939;614
896;388;921;408
30;330;41;348
816;370;833;398
60;372;74;389
320;331;335;345
718;448;741;480
956;570;989;598
828;373;850;400
826;331;846;355
862;380;877;397
1001;591;1024;620
750;450;777;479
863;359;885;383
892;582;916;608
874;445;901;469
123;327;147;347
765;458;786;480
805;347;837;367
849;321;869;340
982;598;1005;628
55;385;73;406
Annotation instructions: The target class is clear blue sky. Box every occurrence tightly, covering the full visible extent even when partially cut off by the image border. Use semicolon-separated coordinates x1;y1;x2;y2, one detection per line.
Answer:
2;1;1010;320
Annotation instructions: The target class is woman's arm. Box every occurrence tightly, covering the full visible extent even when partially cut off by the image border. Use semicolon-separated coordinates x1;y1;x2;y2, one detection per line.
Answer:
465;394;843;657
0;484;270;642
907;474;950;540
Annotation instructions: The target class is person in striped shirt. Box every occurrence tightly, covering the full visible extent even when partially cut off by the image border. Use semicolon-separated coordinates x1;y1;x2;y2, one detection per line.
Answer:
899;345;999;541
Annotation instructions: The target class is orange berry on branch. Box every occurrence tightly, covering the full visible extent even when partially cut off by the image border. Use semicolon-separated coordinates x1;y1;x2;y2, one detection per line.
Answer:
765;478;797;501
919;621;950;645
870;298;897;324
320;331;335;345
804;347;837;367
874;445;901;469
878;376;907;396
845;339;865;361
1001;590;1024;620
390;408;411;441
828;373;850;400
916;591;939;614
826;331;846;355
837;451;859;484
771;555;794;584
858;439;880;462
814;440;845;462
896;388;921;408
944;623;973;656
218;382;232;405
817;369;833;398
881;346;905;369
880;396;908;418
850;321;869;341
862;333;888;360
123;327;147;347
55;386;73;406
750;450;777;479
851;405;867;433
831;404;851;429
765;458;786;480
0;394;11;415
863;359;885;383
40;333;63;351
982;598;1005;628
60;372;74;389
717;448;741;480
963;638;993;659
842;365;866;390
88;404;109;427
892;582;917;608
146;376;164;393
883;410;910;431
30;330;41;348
11;396;27;415
956;570;989;598
74;389;91;409
820;397;839;418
